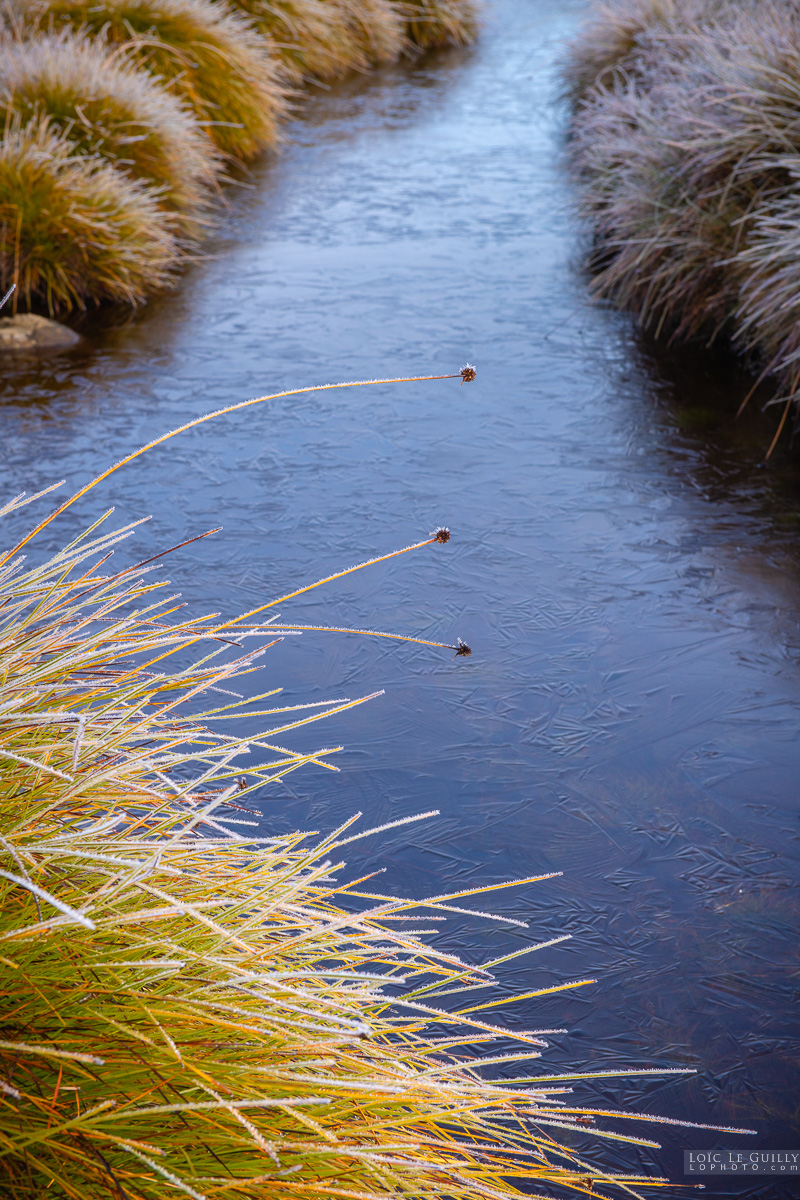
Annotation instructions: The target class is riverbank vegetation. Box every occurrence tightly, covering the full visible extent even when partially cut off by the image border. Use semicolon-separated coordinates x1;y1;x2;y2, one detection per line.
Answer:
562;0;800;454
0;0;477;312
0;373;752;1197
0;506;740;1200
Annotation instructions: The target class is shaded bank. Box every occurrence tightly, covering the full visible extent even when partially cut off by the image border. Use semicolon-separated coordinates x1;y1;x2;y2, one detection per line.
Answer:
562;0;800;455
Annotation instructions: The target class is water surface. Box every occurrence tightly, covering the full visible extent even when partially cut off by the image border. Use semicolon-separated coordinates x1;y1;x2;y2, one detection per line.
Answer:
2;1;799;1194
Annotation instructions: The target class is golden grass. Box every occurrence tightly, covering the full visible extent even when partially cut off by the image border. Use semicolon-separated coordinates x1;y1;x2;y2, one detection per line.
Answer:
190;0;476;82
397;0;478;51
222;0;405;83
15;0;290;160
216;0;353;83
0;0;478;309
563;0;800;451
327;0;406;71
0;373;754;1197
0;31;218;232
0;117;180;312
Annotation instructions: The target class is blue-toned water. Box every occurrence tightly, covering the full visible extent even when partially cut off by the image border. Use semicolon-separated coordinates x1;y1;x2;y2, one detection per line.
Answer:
2;2;799;1194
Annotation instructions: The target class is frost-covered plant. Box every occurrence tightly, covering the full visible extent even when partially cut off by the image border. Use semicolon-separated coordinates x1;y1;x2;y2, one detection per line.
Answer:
0;117;180;311
0;371;754;1198
13;0;289;159
563;0;800;452
0;31;218;231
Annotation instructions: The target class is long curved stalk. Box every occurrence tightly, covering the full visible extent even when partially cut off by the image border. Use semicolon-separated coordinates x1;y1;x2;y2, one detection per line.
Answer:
1;369;474;567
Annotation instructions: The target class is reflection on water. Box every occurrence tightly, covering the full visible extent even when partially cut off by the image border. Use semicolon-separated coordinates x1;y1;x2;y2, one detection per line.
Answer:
1;0;798;1194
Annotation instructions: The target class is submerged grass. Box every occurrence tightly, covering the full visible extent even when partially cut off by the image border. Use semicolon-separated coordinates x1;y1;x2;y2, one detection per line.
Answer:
0;371;753;1196
562;0;800;452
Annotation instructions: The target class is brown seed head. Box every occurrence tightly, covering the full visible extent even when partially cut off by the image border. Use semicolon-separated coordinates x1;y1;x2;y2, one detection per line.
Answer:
460;363;476;384
432;526;450;543
454;638;471;658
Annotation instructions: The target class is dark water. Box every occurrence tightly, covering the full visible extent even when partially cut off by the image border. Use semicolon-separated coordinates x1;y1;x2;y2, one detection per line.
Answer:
2;0;799;1193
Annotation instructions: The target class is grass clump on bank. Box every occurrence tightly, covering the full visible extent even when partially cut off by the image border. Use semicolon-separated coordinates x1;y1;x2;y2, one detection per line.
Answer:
0;119;179;311
399;0;478;50
0;373;752;1197
562;0;800;452
15;0;290;160
0;31;218;231
0;0;477;310
220;0;404;84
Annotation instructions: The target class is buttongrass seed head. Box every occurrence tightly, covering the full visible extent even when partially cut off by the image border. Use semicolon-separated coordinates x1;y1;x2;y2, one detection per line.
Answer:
454;637;471;657
432;526;450;543
460;363;476;383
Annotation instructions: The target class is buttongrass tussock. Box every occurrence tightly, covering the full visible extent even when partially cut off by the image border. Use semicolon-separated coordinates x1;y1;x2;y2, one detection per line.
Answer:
562;0;800;453
560;0;719;108
0;370;756;1195
16;0;290;160
0;31;219;232
323;0;406;73
0;117;180;312
215;0;366;84
223;0;411;83
0;0;479;307
0;503;754;1200
397;0;478;51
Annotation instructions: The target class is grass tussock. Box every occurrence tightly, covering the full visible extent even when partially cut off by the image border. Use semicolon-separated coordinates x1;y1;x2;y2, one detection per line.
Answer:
218;0;402;84
0;118;179;312
215;0;360;83
0;31;218;230
398;0;478;51
13;0;290;160
220;0;476;82
562;0;800;448
312;0;407;77
0;381;751;1197
0;0;478;308
561;0;722;107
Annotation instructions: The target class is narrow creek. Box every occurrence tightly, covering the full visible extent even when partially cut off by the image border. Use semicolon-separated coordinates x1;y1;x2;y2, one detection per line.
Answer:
2;0;799;1192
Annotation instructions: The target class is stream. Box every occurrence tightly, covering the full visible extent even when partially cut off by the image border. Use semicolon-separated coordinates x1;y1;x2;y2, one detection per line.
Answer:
2;0;799;1193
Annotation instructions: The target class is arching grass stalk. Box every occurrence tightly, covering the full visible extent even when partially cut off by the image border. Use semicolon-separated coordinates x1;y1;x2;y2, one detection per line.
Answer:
1;366;476;567
1;367;757;1196
0;487;755;1197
